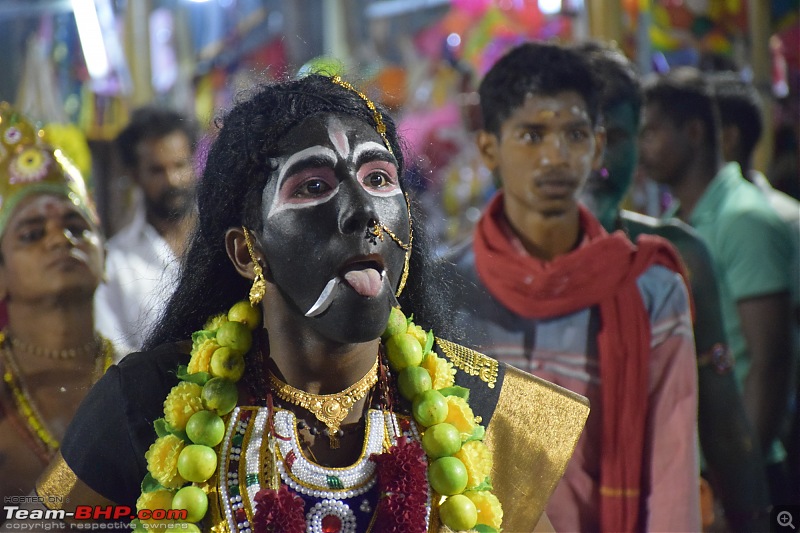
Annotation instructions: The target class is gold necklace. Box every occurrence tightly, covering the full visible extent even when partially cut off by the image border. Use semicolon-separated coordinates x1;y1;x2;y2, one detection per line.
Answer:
0;331;114;458
9;335;98;360
269;356;379;448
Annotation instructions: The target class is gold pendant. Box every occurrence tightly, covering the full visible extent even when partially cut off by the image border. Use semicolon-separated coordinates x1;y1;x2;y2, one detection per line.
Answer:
269;357;379;448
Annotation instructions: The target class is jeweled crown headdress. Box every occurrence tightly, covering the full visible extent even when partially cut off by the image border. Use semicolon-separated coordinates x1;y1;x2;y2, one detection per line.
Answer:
0;102;97;236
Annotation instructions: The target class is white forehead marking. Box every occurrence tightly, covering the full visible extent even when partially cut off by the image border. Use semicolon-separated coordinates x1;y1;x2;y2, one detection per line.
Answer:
267;145;338;218
327;116;350;159
352;140;389;162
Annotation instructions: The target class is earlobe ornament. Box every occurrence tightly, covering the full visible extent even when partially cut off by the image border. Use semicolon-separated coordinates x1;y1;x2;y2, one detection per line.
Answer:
242;227;266;306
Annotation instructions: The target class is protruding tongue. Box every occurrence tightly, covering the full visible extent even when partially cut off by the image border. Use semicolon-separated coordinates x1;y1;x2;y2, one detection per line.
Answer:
344;268;382;297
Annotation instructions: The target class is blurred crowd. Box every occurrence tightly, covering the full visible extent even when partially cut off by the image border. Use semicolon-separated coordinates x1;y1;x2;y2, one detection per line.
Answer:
0;35;797;532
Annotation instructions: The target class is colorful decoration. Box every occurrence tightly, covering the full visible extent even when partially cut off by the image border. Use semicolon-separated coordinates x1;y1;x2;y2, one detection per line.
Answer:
134;299;504;532
625;0;750;69
417;0;567;76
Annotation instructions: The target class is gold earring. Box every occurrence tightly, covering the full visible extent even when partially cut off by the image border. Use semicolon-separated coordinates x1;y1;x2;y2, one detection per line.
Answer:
242;227;266;306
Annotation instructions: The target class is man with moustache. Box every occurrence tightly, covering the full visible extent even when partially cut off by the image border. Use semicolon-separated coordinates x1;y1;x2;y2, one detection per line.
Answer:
442;41;700;531
94;107;198;356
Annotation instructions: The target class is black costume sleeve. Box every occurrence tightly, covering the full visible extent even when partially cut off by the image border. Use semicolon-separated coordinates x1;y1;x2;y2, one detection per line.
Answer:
59;343;190;507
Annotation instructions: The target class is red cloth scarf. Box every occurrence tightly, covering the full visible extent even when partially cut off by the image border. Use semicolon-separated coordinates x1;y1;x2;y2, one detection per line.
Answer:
473;192;688;532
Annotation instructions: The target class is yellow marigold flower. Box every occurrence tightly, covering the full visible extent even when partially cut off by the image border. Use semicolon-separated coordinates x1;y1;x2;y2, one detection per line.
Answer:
204;313;228;331
454;440;493;489
406;323;428;347
164;382;204;430
466;490;503;529
421;352;455;389
445;396;478;438
145;435;186;489
188;339;219;374
136;489;174;513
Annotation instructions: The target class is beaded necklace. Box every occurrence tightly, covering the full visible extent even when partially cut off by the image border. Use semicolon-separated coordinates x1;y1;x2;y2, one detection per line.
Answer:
9;335;99;360
216;406;426;533
0;331;113;459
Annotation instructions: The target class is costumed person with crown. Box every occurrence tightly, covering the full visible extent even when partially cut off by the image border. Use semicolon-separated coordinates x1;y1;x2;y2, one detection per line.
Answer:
27;74;588;532
0;103;114;501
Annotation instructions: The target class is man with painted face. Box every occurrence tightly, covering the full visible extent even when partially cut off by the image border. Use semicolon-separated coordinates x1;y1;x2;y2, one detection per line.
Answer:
21;74;589;532
442;41;700;531
94;107;198;357
639;68;795;507
0;103;114;500
576;42;769;531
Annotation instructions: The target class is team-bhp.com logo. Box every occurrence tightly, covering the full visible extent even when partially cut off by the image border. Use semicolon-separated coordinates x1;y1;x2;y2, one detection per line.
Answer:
4;505;187;524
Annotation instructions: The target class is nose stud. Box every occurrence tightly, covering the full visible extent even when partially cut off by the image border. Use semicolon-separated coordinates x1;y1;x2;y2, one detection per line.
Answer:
365;218;411;252
366;219;384;245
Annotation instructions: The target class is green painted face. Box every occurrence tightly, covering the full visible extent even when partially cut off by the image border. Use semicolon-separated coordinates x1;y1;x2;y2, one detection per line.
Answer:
579;101;638;230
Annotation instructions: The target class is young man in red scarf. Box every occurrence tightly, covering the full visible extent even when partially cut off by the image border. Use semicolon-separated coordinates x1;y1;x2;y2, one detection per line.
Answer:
442;41;700;531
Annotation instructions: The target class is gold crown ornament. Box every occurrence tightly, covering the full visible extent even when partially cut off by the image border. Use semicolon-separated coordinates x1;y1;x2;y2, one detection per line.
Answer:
0;102;98;237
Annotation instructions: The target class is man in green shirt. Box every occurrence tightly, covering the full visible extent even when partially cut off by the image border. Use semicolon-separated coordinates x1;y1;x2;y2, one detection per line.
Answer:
578;43;769;529
639;67;795;505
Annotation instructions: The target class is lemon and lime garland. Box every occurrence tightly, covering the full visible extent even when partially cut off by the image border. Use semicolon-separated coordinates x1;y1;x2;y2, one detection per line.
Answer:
133;301;261;532
383;306;503;532
135;301;503;532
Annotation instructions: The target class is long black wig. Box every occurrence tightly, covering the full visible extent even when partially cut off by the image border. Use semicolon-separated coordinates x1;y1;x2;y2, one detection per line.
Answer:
144;74;455;350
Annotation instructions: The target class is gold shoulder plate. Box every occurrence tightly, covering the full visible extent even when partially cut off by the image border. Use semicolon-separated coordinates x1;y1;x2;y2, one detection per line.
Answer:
435;337;499;388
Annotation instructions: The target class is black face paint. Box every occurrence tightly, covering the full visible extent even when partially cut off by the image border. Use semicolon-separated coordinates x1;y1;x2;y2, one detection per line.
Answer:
259;113;409;343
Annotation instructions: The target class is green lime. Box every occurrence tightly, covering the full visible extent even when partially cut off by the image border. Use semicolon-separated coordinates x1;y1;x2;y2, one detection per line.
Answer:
185;410;225;447
397;365;432;401
428;456;468;496
385;333;423;372
439;494;478;531
171;485;208;523
382;307;407;339
411;389;448;427
422;423;462;459
228;300;262;330
209;347;245;381
202;377;239;415
215;321;252;354
177;445;218;483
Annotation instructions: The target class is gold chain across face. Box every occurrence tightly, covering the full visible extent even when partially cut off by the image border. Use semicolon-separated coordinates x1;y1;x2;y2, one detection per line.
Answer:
328;75;413;297
365;192;413;297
